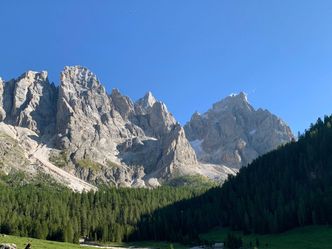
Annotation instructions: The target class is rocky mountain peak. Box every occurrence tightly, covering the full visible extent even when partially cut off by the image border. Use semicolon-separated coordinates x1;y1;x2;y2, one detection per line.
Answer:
0;70;57;134
61;66;102;91
236;91;248;100
190;111;203;122
111;88;122;96
212;92;253;113
23;70;48;81
110;88;135;120
136;91;157;111
192;111;201;117
185;93;294;168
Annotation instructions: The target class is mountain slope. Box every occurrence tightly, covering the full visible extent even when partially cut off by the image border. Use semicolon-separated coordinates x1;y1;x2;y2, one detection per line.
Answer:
0;122;96;192
54;66;206;186
184;92;294;168
218;116;332;233
132;115;332;242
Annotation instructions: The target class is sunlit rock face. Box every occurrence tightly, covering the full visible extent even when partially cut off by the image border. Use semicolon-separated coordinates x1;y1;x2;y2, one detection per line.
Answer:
185;92;294;168
0;67;294;189
0;66;204;188
1;71;57;134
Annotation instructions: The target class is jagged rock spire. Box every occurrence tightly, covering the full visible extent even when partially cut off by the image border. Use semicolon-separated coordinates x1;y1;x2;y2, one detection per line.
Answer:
136;91;157;110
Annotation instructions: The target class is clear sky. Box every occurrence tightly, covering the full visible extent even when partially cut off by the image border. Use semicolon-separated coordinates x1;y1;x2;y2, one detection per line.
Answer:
1;1;332;134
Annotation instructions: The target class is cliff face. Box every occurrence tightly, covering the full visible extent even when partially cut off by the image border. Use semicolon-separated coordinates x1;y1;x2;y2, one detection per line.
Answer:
1;71;57;134
0;66;205;189
184;93;294;168
0;67;294;190
54;66;200;187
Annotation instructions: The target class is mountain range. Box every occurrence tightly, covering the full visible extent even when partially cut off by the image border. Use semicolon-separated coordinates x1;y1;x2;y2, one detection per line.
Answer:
0;66;294;191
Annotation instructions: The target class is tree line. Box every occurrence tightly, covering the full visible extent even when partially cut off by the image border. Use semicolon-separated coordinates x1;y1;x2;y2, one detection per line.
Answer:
0;184;205;243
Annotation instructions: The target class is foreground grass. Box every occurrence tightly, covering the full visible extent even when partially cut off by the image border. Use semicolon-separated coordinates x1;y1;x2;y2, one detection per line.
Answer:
0;235;186;249
0;235;96;249
4;226;331;249
102;241;187;249
200;225;332;249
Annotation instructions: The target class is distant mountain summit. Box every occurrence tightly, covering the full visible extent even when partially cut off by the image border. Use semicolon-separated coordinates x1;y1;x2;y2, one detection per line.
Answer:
0;67;293;191
184;92;294;168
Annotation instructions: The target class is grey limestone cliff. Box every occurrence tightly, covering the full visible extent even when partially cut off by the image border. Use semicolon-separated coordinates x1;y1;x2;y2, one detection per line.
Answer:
0;67;294;190
1;71;57;135
184;92;294;168
51;66;199;186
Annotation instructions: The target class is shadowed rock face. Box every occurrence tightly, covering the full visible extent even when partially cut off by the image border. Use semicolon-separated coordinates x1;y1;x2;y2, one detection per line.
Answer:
184;92;294;168
0;67;294;189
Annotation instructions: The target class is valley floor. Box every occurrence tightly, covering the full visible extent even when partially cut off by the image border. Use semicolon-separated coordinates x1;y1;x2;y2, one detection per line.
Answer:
1;225;331;249
200;225;332;249
0;235;185;249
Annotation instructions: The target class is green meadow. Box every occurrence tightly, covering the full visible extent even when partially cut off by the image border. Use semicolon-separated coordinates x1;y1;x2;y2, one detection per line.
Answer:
0;235;185;249
200;225;332;249
2;225;332;249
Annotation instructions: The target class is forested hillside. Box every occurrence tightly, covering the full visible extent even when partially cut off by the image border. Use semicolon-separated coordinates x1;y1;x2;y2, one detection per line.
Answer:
219;115;332;233
132;115;332;242
0;184;204;243
1;115;332;245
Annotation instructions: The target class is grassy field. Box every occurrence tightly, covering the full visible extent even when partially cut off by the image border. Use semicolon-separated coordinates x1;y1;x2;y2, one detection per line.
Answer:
0;235;185;249
105;241;187;249
200;225;332;249
2;226;332;249
0;235;95;249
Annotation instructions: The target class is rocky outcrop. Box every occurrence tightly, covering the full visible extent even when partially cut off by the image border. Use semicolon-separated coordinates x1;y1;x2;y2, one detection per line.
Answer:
135;91;156;113
152;124;198;179
56;66;126;159
0;243;17;249
131;92;177;139
54;66;200;185
0;122;97;192
1;71;57;135
0;130;28;175
55;66;138;186
185;92;294;168
112;89;199;180
110;88;135;120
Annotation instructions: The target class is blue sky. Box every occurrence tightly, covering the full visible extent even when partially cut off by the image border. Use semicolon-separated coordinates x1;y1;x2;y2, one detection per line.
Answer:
1;1;332;134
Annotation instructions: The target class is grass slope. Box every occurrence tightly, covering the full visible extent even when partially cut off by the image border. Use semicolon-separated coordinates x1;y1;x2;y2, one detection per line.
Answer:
0;235;95;249
0;235;186;249
166;175;217;188
200;225;332;249
102;241;187;249
2;225;331;249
